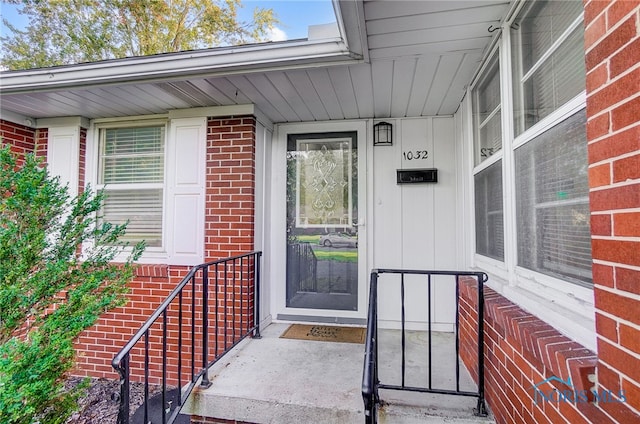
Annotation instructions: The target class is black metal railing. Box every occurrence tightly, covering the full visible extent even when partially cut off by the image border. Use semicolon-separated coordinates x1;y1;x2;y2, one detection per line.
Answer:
286;241;317;293
112;251;262;424
362;269;488;424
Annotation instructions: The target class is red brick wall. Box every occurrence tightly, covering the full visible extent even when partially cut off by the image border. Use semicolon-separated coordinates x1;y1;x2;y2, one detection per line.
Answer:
72;116;258;386
585;0;640;422
0;119;36;162
460;280;622;424
206;116;256;259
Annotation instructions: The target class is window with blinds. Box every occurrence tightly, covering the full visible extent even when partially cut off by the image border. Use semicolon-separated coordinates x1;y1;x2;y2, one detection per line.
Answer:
515;110;591;284
98;126;165;247
475;161;504;261
472;53;502;166
472;50;504;261
511;0;585;136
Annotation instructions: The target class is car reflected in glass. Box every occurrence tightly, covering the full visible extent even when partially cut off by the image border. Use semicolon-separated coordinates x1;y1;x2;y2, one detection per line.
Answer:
319;232;358;248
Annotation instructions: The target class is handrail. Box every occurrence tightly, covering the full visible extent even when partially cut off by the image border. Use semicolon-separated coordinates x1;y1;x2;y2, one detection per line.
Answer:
111;251;262;424
362;271;378;423
362;269;488;423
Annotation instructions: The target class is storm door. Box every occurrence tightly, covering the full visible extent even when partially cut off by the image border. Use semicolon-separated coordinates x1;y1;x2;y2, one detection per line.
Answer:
286;132;359;311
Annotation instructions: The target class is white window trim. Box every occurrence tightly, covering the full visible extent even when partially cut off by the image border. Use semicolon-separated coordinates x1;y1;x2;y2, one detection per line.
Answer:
88;118;170;263
465;6;596;351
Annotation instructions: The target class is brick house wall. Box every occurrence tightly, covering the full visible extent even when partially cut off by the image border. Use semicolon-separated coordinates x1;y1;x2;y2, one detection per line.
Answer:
1;115;258;385
585;0;640;422
1;119;37;163
73;115;258;385
460;1;640;423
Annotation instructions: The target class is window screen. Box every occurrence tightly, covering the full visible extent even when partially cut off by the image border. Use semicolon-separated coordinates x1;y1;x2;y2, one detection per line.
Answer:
515;110;591;284
473;53;502;165
99;126;165;247
475;161;504;261
511;0;585;135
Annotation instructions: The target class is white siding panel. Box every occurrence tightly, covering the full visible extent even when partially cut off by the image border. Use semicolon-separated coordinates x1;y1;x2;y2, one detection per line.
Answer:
348;64;375;118
208;77;253;105
423;54;464;115
373;118;403;326
328;67;360;119
366;4;507;35
225;76;286;122
368;22;493;50
246;74;300;121
365;0;504;20
432;117;458;326
391;59;417;118
307;68;344;120
371;61;394;117
438;52;483;114
369;38;490;60
266;73;315;122
373;117;457;330
406;57;439;117
166;117;206;265
286;71;331;121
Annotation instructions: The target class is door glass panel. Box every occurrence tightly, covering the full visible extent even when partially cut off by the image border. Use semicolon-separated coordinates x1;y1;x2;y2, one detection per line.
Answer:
286;132;358;311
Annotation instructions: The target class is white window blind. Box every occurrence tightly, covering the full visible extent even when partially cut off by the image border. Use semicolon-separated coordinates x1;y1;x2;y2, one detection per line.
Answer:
511;0;585;135
475;161;504;261
99;126;165;247
473;50;504;261
515;110;591;285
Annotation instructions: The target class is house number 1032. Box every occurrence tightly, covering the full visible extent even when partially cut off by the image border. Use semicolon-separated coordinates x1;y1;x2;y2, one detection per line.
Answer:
402;150;429;160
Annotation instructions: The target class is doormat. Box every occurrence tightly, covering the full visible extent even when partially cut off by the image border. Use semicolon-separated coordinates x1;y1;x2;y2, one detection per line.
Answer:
280;324;366;344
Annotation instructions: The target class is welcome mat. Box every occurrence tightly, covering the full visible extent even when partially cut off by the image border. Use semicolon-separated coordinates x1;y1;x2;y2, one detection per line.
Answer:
280;324;366;344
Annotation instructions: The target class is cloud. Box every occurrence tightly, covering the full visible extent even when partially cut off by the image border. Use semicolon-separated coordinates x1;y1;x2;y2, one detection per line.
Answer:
266;26;287;42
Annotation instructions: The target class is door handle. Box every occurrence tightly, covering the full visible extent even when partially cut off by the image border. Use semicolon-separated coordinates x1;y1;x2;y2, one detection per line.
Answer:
353;220;365;227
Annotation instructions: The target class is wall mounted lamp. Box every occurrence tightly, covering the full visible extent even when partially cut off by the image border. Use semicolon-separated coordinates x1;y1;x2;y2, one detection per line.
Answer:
373;121;393;146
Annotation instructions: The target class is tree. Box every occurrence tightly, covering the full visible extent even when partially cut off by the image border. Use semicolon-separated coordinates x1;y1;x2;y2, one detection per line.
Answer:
0;144;145;423
0;0;278;70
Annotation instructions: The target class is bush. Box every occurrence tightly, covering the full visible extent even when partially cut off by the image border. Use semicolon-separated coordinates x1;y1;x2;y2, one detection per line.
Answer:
0;144;144;423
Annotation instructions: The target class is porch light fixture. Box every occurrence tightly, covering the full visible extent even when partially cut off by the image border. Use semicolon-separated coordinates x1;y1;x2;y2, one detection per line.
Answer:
373;121;392;146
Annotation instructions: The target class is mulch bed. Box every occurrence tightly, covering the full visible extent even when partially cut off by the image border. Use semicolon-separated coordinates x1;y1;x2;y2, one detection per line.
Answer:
64;377;161;424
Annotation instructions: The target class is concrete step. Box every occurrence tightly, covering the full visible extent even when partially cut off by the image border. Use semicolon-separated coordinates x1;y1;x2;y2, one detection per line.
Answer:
182;323;494;424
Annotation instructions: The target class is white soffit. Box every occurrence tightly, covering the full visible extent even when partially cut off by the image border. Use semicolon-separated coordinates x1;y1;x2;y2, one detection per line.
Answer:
0;0;511;122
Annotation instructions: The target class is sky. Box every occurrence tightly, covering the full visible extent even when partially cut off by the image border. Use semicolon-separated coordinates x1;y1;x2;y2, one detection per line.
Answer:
0;0;337;42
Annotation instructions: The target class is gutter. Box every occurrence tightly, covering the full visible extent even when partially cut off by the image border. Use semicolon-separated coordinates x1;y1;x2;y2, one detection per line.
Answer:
0;38;362;94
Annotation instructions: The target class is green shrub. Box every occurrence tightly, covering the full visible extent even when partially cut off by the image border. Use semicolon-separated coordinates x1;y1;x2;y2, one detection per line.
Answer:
0;144;144;423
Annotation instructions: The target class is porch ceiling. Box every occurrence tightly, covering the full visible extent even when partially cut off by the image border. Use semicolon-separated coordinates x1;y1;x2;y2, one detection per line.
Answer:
0;1;510;124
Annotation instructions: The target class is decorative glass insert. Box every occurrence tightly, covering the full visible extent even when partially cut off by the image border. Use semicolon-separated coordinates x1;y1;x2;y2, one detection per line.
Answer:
286;132;359;311
295;138;353;228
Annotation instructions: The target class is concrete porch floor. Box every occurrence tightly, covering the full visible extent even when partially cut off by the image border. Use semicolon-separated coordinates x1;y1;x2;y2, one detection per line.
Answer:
182;323;495;423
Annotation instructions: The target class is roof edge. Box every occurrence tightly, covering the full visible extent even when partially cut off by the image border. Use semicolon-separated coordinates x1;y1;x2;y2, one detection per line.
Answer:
1;38;361;94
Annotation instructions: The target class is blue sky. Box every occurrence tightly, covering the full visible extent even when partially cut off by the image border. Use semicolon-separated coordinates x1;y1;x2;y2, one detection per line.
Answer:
0;0;337;41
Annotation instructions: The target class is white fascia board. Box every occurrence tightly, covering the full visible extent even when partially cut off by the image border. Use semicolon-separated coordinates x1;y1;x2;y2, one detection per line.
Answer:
0;39;360;93
334;0;369;63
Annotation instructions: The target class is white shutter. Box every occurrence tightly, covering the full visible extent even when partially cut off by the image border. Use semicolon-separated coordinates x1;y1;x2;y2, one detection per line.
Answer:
166;117;206;265
48;126;80;195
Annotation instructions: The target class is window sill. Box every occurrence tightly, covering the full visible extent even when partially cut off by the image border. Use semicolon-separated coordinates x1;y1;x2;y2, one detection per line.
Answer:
483;270;596;352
